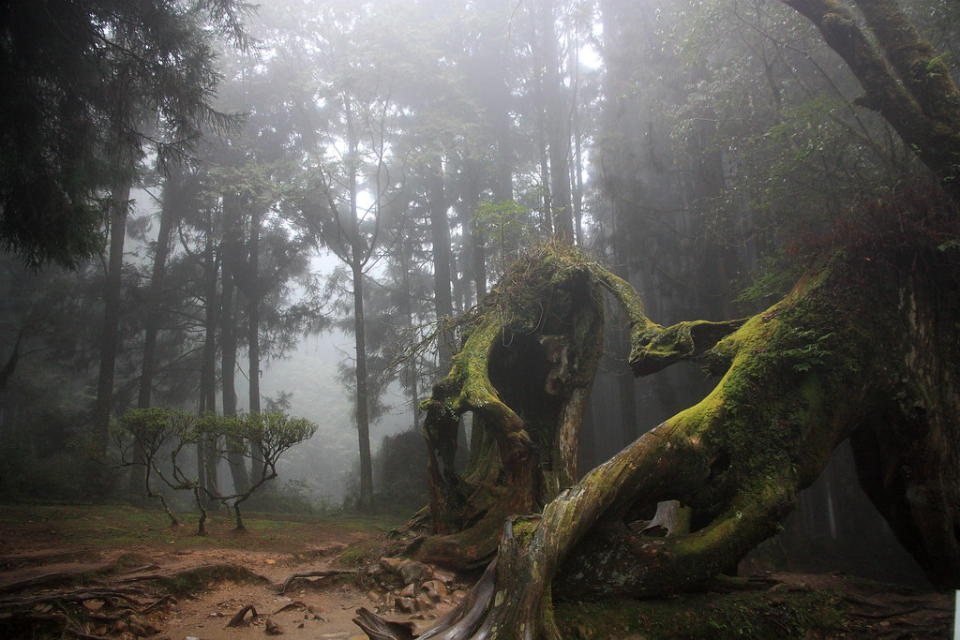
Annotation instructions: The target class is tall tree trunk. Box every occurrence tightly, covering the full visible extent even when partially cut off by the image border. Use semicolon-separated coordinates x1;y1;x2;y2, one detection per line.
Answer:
199;226;220;504
569;34;585;247
352;255;373;510
247;206;264;482
93;175;130;455
128;168;180;493
463;157;486;300
341;96;374;511
534;55;554;237
220;190;249;495
398;238;419;431
428;157;454;372
539;0;573;242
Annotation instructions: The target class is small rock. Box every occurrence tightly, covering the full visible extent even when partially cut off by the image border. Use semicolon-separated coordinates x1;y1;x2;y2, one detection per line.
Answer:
379;557;405;573
421;579;447;601
432;569;455;585
394;596;416;613
415;595;433;611
265;618;283;635
399;561;432;586
367;590;381;601
400;583;416;597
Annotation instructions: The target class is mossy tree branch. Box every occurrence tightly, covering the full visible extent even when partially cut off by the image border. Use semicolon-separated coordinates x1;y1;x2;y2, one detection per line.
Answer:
781;0;960;201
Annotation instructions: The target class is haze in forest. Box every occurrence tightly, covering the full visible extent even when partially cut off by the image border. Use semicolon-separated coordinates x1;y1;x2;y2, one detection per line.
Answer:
2;2;959;620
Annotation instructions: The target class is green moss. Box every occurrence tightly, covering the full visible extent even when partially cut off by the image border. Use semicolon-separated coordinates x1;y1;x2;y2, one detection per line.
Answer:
555;588;848;639
512;518;540;545
157;564;269;597
338;538;386;567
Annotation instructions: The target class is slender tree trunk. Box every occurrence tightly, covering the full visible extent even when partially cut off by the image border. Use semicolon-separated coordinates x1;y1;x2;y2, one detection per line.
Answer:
570;36;585;247
428;157;454;372
93;175;130;455
220;190;249;494
539;0;573;242
352;256;373;510
340;96;374;511
247;206;264;481
199;227;220;504
535;62;554;237
398;239;419;431
463;157;486;300
130;167;180;493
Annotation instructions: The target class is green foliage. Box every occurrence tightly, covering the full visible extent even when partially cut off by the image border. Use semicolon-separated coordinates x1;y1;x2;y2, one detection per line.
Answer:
118;408;317;510
239;412;318;457
474;200;536;269
0;0;247;268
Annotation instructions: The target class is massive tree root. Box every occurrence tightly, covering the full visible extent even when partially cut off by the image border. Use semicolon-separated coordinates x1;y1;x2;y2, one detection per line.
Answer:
370;235;960;639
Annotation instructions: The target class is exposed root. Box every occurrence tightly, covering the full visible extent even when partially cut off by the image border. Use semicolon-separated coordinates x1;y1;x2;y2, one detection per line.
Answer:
272;600;310;615
353;608;417;640
278;568;356;594
225;603;259;627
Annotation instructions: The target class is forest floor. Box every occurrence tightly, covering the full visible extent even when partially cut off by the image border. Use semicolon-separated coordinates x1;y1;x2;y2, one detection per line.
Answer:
0;504;953;639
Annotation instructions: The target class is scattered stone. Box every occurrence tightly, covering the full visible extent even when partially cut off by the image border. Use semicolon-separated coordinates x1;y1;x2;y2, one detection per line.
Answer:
432;569;455;585
379;557;433;587
394;596;416;613
265;618;283;635
399;561;431;586
400;583;416;597
421;579;447;601
379;557;405;574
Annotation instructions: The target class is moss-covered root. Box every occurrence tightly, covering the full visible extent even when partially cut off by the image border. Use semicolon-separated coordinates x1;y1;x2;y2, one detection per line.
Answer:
361;257;885;640
588;264;744;374
421;310;535;538
361;409;715;640
417;247;606;569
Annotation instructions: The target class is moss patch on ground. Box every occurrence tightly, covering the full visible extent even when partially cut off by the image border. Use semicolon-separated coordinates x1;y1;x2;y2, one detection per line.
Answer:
555;588;848;639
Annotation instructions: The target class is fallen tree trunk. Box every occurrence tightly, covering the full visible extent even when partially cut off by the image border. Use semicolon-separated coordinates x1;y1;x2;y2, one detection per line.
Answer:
368;218;960;638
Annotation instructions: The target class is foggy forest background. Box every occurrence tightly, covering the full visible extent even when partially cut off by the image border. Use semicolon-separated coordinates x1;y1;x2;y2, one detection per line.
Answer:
3;0;956;585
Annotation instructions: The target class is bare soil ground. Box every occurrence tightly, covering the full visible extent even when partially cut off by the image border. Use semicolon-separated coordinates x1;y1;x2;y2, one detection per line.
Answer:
0;505;464;640
0;504;952;639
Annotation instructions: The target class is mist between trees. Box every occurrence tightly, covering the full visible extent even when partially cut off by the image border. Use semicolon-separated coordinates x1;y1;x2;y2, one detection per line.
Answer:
1;0;959;607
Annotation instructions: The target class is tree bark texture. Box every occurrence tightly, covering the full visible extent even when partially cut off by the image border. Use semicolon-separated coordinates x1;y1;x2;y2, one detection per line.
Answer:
370;231;960;639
